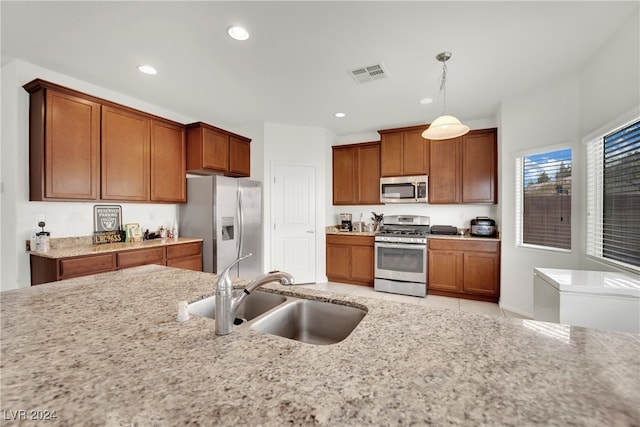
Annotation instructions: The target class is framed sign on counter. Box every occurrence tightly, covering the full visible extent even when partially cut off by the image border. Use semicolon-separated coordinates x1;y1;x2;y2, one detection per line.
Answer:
93;205;124;244
94;205;122;232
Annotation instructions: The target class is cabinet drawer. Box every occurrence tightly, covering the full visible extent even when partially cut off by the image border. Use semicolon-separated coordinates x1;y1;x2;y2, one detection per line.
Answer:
60;254;116;278
166;242;202;260
428;239;499;253
117;247;165;269
326;234;374;247
167;254;202;271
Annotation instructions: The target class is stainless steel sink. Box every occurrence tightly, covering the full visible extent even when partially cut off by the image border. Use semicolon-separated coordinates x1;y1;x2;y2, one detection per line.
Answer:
188;290;287;321
250;299;367;345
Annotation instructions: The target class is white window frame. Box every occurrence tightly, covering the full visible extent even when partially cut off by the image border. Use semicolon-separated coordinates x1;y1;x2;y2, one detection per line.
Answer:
513;142;573;253
584;110;640;273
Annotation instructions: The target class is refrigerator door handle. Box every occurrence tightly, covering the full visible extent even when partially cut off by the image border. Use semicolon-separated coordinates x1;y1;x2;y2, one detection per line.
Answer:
237;188;244;259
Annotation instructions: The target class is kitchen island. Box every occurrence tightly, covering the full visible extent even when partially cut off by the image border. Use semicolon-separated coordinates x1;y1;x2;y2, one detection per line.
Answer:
1;265;638;426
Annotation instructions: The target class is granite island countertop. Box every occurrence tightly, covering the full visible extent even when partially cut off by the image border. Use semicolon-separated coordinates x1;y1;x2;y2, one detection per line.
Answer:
1;265;638;426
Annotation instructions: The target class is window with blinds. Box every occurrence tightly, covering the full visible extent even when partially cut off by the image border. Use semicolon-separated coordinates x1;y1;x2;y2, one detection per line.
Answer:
515;147;572;251
586;118;640;270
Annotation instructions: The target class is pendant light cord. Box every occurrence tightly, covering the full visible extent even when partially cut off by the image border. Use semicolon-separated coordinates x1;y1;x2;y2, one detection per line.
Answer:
439;61;448;116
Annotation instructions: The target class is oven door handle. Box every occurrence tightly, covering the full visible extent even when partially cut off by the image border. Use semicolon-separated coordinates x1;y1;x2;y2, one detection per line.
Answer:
375;242;426;249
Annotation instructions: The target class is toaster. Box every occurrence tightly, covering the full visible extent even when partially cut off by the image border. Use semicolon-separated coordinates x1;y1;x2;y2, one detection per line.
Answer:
470;217;496;237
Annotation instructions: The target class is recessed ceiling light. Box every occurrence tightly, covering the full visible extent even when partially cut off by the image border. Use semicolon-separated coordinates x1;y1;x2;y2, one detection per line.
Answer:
419;97;433;105
137;64;158;75
227;26;250;41
334;112;346;118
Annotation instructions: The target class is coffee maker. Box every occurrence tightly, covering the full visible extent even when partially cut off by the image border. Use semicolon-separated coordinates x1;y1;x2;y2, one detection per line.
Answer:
339;213;353;232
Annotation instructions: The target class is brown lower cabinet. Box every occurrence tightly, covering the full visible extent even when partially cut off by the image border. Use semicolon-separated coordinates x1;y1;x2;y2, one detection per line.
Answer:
30;241;202;285
326;234;374;286
166;242;203;271
428;239;500;302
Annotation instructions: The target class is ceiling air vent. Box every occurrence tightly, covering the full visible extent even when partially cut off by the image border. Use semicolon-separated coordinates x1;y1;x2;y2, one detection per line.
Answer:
348;63;388;84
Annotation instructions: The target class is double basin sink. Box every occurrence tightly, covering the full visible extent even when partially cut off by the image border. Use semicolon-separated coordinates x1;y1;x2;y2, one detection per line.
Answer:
187;290;367;345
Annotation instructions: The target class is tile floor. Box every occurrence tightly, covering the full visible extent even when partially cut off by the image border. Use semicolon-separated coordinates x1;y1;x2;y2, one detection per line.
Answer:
296;281;531;319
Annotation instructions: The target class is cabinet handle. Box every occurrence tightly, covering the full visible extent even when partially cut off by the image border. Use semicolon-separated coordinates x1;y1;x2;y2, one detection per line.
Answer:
306;230;314;234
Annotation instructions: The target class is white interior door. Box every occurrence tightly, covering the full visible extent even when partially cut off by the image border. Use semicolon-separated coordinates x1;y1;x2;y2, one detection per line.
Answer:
271;164;316;284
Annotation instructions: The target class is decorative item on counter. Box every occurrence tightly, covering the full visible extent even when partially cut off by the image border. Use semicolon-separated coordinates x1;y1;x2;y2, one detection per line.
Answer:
159;226;167;242
125;223;143;242
371;212;384;231
94;205;122;232
143;229;161;240
339;213;353;232
93;204;125;244
35;221;50;252
92;229;125;245
172;221;179;241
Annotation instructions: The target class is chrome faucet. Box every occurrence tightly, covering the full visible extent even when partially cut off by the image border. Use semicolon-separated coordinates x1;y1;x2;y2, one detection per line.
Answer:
215;254;294;336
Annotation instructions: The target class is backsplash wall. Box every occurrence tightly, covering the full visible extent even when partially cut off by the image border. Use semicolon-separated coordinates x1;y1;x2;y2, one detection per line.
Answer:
328;203;498;231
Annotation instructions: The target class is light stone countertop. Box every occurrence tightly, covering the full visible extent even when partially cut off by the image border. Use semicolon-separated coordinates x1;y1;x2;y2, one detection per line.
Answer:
1;265;638;426
28;237;203;259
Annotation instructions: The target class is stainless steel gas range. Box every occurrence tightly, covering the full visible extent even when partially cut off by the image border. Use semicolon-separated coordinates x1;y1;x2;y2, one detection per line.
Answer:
374;215;430;298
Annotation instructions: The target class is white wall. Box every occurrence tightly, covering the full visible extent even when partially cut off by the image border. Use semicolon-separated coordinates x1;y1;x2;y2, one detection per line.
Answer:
0;60;198;291
263;122;332;283
499;75;582;316
579;9;640;138
498;7;639;316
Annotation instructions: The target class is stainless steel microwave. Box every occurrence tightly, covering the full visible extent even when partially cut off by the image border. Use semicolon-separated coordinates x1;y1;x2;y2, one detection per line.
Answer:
380;175;428;204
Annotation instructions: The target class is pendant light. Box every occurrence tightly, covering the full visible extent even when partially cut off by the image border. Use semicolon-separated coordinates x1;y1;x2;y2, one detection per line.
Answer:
422;51;469;140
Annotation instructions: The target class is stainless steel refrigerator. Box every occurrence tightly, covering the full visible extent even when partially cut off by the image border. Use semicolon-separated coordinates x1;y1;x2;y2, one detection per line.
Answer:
179;175;262;280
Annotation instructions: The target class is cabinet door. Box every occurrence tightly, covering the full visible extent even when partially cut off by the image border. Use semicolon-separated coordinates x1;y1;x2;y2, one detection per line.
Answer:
202;127;229;172
429;138;461;204
101;106;150;201
37;90;101;200
463;251;499;296
403;129;429;176
462;129;497;203
228;136;251;177
326;244;351;281
428;250;463;291
150;120;186;202
351;245;374;282
332;146;356;205
380;132;403;177
355;143;380;204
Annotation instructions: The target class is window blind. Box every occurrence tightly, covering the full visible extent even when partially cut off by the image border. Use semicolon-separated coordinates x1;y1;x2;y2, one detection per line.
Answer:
587;119;640;269
603;122;640;266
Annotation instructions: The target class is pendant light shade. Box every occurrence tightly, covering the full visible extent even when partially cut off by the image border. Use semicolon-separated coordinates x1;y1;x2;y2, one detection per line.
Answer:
422;52;469;140
421;115;470;140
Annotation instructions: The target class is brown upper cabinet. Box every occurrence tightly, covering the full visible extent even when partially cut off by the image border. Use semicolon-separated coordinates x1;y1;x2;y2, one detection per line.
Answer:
151;119;187;202
26;82;101;201
429;128;497;204
24;79;187;203
378;125;430;177
101;106;151;201
332;141;381;205
186;122;251;177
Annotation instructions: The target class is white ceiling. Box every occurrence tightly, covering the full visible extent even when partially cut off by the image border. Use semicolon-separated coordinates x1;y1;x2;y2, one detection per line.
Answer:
2;1;637;136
